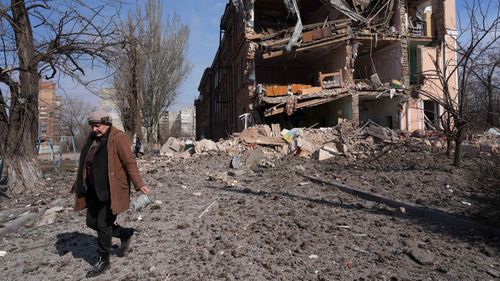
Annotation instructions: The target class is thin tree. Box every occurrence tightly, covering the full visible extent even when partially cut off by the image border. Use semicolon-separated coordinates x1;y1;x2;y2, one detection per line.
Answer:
0;0;120;194
416;0;500;167
112;12;144;140
111;0;191;146
470;50;500;126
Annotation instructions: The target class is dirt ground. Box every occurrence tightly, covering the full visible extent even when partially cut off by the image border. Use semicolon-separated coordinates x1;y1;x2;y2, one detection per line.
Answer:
0;140;499;281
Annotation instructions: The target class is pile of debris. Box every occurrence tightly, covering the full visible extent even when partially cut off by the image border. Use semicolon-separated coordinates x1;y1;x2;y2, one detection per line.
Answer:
159;124;499;163
158;121;415;161
461;128;500;156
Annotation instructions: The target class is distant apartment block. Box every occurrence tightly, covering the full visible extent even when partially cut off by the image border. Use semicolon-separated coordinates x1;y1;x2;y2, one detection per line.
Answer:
160;107;196;142
38;81;61;139
99;88;125;131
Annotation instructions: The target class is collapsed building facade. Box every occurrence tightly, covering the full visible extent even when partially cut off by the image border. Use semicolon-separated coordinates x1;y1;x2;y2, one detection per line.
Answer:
195;0;457;140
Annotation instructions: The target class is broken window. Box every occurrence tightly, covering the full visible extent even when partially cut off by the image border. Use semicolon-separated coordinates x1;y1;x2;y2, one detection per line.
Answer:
359;96;404;129
423;100;439;130
353;40;402;85
406;0;434;37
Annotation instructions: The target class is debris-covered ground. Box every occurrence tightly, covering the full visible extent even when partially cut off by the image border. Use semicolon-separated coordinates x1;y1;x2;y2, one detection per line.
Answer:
1;125;499;280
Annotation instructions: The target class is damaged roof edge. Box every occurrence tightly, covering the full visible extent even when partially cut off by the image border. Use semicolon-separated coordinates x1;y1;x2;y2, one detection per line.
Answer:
231;0;244;13
231;0;367;24
323;0;367;23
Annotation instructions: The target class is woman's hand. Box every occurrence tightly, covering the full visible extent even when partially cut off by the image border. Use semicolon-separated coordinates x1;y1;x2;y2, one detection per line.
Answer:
139;185;151;194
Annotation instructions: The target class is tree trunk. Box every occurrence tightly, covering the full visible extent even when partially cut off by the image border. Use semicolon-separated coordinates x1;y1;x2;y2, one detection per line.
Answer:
446;136;452;158
128;22;143;140
487;87;493;126
0;90;8;151
3;0;45;194
6;156;44;195
453;129;463;167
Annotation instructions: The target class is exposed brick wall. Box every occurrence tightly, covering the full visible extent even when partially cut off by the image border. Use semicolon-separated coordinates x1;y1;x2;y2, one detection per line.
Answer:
351;90;359;126
345;43;354;86
400;40;409;88
399;0;407;34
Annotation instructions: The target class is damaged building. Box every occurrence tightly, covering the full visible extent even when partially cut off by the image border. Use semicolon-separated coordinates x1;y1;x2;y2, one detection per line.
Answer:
195;0;457;140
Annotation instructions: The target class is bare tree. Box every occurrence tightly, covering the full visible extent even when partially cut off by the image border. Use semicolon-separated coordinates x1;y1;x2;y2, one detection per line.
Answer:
470;49;500;126
417;0;500;167
112;13;144;140
0;0;121;194
112;0;191;146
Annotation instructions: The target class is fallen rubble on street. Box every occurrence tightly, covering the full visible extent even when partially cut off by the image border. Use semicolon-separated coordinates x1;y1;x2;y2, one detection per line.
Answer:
0;125;499;280
161;122;498;162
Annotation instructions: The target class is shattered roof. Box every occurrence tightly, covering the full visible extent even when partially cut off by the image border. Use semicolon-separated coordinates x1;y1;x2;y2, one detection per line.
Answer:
323;0;367;22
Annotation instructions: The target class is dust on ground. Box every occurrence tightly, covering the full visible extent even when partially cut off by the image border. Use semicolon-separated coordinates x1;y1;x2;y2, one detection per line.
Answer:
0;139;499;281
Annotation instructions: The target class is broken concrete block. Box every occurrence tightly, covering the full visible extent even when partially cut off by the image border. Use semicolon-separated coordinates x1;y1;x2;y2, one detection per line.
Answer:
494;145;500;155
364;136;375;146
244;147;265;168
322;142;339;154
295;137;314;153
364;126;393;141
231;154;243;169
316;149;334;161
194;139;218;154
160;137;176;155
160;137;184;154
179;151;191;159
335;142;348;154
169;138;184;152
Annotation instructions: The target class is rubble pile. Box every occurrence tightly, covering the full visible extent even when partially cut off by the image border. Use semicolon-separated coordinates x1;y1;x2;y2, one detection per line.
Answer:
461;128;500;156
159;123;499;164
160;122;463;163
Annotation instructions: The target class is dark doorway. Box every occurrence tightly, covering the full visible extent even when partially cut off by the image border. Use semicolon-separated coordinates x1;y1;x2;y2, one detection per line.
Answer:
423;100;438;130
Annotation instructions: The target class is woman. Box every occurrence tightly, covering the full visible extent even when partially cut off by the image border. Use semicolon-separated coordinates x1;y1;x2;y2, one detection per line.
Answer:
72;111;151;278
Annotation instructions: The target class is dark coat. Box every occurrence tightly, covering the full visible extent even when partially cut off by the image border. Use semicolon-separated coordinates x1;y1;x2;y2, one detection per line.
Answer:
74;127;146;214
